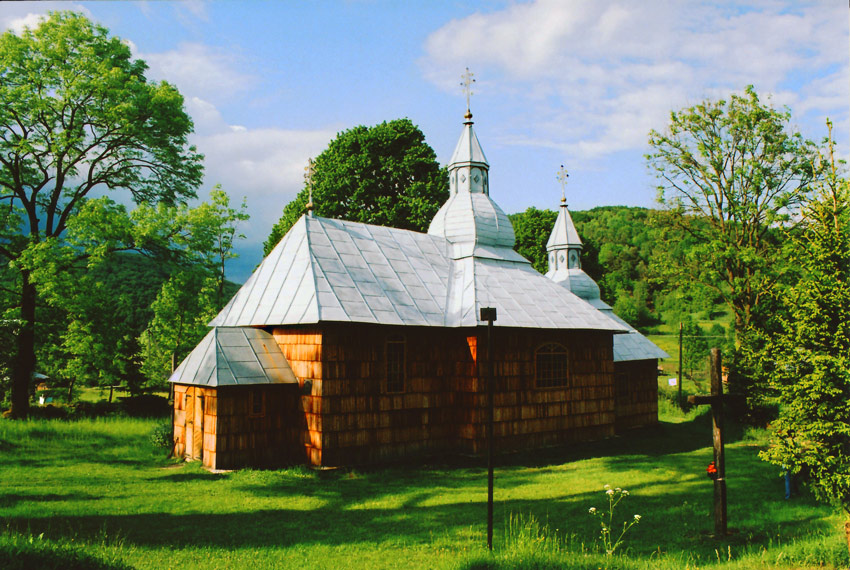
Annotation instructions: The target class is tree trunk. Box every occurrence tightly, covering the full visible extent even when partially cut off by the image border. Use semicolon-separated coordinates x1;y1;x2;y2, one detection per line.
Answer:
845;521;850;558
10;272;36;419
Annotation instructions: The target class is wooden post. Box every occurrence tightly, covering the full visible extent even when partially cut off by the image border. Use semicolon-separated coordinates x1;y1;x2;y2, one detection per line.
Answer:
678;322;684;407
688;348;728;536
480;307;497;551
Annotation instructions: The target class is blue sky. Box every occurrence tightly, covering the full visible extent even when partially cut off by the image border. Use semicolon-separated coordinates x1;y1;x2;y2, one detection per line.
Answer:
2;1;848;282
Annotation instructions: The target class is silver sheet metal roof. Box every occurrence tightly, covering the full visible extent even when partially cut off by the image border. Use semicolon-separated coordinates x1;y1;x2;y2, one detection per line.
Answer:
169;327;297;386
211;214;626;332
606;311;670;362
547;203;583;250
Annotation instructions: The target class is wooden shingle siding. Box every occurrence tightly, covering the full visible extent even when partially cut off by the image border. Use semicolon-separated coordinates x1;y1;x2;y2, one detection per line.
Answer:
174;323;652;469
273;323;617;467
614;359;659;432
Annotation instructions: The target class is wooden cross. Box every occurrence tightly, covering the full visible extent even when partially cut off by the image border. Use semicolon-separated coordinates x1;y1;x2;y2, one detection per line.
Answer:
556;165;569;205
461;67;475;118
304;157;315;216
688;348;730;536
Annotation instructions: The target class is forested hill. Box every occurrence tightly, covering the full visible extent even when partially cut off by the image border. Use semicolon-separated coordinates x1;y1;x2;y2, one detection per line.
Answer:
510;205;703;329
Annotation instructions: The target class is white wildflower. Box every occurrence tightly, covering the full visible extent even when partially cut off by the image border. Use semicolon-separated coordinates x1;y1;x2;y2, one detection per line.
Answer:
622;490;629;497
604;484;611;490
606;489;615;496
634;514;641;521
588;507;597;514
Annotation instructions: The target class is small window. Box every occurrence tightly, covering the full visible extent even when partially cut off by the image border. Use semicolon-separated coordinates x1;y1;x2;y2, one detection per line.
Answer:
249;388;265;416
386;335;406;393
536;343;569;388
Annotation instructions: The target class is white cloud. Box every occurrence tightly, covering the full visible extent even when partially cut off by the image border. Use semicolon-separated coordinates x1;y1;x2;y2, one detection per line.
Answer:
421;0;849;160
192;125;336;242
140;42;256;104
0;3;91;34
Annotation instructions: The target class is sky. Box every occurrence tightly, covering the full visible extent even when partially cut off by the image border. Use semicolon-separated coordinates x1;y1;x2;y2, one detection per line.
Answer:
1;0;848;282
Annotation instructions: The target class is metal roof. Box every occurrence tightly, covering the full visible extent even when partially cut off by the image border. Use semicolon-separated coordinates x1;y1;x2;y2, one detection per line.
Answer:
449;118;488;168
547;202;583;250
169;327;297;386
605;311;670;362
211;215;625;332
428;191;517;254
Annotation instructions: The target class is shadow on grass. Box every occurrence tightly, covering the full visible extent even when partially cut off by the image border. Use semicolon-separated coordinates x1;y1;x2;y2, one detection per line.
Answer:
0;492;99;509
2;412;840;566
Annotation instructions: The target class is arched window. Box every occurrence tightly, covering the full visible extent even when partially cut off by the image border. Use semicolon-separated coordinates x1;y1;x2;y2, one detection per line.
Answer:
386;334;405;393
536;343;569;388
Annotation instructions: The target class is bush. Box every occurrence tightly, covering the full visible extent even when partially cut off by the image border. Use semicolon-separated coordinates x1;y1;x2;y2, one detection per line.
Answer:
119;394;169;417
150;420;173;448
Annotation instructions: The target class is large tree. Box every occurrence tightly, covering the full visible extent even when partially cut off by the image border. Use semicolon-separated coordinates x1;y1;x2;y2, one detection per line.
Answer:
264;118;448;255
647;86;818;335
760;125;850;520
0;12;203;417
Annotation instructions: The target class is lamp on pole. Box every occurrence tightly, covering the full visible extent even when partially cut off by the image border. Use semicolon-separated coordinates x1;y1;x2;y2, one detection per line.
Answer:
479;306;497;550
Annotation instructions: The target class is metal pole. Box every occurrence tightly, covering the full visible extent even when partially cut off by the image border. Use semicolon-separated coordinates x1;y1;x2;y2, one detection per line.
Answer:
678;322;684;407
480;307;497;550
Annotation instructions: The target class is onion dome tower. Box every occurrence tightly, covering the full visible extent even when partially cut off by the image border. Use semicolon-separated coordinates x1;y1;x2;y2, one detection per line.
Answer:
428;69;519;261
545;167;609;308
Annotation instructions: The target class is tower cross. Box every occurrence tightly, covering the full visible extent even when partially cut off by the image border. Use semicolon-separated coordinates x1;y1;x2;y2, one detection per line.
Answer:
461;67;475;117
305;157;315;216
556;165;569;205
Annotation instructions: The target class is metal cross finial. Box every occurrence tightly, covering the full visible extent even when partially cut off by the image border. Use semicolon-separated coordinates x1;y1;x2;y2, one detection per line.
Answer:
556;165;569;205
461;67;475;119
305;158;315;217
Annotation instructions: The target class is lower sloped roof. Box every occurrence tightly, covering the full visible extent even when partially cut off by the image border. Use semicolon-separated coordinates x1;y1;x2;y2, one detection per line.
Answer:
169;327;297;386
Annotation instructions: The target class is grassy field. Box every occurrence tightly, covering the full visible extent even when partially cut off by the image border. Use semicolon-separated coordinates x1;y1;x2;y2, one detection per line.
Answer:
1;410;846;569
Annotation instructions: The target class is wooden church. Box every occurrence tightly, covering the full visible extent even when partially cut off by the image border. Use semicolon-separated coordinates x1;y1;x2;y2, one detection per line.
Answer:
169;110;667;470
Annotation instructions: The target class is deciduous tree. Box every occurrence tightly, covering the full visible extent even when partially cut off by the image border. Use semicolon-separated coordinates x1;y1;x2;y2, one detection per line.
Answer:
0;12;203;417
264;119;448;255
647;86;818;335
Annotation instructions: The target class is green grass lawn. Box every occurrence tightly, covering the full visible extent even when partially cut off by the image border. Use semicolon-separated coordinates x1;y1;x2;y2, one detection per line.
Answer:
1;411;846;569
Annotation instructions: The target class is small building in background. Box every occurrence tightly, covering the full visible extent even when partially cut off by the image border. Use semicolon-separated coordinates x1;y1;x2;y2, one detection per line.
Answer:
171;111;664;470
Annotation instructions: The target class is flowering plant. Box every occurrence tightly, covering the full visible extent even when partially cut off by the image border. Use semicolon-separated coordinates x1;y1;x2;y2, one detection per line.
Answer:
588;484;641;556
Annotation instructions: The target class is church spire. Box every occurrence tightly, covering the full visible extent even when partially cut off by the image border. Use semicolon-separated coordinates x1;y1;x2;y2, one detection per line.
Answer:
546;165;582;257
427;69;516;254
448;68;488;194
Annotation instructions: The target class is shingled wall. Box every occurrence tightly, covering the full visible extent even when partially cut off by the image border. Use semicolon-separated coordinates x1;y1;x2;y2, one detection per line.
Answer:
614;359;659;432
273;323;616;467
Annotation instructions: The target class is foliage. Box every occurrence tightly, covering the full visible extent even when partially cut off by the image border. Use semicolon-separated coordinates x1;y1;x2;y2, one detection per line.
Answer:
681;317;709;382
138;268;218;384
509;205;665;327
0;11;203;417
264;118;448;254
183;185;248;307
760;124;850;516
648;86;818;336
588;485;642;556
508;206;558;273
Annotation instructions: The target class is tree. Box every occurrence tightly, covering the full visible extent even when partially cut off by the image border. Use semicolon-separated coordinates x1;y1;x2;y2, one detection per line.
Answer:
264;119;448;255
647;86;818;335
760;123;850;521
508;206;557;273
0;12;203;417
183;185;248;307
